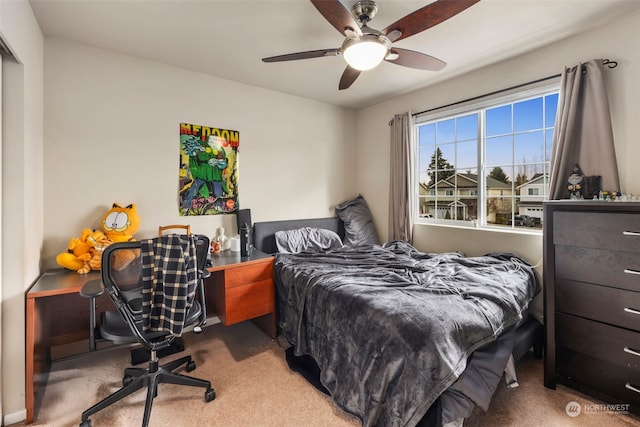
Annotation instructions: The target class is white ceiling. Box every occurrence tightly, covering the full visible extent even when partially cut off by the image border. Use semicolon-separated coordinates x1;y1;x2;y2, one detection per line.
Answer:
29;0;640;110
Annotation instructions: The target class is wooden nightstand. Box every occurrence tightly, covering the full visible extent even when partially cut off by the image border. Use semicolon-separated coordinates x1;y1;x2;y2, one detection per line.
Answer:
205;249;276;338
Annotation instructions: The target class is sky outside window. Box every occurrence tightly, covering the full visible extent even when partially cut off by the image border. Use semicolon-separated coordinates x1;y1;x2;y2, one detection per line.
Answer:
419;93;559;185
417;89;559;227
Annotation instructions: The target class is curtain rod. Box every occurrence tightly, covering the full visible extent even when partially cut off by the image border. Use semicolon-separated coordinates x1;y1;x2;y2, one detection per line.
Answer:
400;58;618;121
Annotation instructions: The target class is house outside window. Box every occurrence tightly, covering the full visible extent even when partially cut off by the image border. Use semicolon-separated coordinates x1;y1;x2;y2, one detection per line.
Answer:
416;82;559;229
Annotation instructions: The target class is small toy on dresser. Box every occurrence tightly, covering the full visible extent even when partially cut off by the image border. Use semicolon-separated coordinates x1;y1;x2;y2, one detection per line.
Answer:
567;164;584;199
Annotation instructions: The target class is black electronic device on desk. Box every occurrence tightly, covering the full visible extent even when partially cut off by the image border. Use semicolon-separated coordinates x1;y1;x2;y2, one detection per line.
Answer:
240;222;251;257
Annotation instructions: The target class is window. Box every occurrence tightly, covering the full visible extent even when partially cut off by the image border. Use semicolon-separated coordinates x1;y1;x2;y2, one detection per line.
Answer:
416;83;559;230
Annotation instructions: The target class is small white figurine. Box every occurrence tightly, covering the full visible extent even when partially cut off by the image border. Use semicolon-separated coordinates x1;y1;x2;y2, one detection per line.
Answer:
215;227;229;250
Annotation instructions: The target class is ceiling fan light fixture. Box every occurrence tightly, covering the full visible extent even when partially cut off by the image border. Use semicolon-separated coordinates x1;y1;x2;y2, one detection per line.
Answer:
342;34;389;71
264;0;479;90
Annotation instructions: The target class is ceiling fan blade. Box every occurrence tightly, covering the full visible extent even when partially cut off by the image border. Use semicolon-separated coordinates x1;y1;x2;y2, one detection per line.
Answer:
382;0;480;43
339;66;361;90
310;0;362;37
262;48;340;63
385;48;446;71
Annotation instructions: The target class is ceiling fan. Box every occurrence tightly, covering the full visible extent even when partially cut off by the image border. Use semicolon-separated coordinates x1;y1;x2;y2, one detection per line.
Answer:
262;0;480;90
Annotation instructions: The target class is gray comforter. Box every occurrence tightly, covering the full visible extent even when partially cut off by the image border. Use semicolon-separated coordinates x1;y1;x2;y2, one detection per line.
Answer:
274;241;539;427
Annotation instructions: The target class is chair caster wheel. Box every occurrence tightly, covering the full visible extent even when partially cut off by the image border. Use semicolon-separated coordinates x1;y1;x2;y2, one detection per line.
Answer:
123;375;133;387
80;419;92;427
186;360;196;372
205;389;216;402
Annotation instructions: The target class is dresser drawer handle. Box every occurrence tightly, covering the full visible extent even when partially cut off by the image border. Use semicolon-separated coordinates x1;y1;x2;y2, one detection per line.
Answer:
625;269;640;276
626;383;640;394
624;307;640;316
624;347;640;357
623;231;640;237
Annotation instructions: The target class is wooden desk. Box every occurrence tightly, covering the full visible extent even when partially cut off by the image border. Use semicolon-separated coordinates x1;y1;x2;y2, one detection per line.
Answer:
25;269;108;424
206;249;276;339
25;250;276;424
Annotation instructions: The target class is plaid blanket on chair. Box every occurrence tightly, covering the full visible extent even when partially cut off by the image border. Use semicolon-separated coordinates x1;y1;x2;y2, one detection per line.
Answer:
141;234;197;336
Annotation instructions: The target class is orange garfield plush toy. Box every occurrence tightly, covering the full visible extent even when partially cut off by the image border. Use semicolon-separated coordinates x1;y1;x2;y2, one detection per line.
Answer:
56;203;141;274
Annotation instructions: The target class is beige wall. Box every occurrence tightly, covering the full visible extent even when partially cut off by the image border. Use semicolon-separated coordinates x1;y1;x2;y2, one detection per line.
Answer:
1;0;44;423
412;225;544;322
3;3;640;424
41;38;357;269
355;10;640;322
357;10;640;239
1;31;357;423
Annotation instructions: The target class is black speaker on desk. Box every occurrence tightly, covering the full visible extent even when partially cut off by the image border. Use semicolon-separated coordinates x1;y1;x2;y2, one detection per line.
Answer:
236;209;252;250
236;209;252;230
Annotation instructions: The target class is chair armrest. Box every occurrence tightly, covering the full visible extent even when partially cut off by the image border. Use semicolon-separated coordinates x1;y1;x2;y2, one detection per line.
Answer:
80;279;105;299
79;279;105;352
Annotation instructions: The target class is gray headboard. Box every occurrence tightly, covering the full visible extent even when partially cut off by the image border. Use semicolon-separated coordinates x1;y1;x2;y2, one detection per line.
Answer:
253;217;344;254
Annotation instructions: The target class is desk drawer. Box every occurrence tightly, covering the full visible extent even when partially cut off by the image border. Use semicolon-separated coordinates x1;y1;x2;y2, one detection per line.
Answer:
225;261;273;288
556;313;640;372
553;211;640;251
555;245;640;291
225;279;274;325
556;279;640;332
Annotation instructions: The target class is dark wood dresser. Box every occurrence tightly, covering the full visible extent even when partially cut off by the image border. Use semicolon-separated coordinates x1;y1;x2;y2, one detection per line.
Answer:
544;200;640;412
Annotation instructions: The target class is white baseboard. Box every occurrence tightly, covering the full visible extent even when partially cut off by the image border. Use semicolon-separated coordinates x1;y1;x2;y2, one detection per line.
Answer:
4;408;26;426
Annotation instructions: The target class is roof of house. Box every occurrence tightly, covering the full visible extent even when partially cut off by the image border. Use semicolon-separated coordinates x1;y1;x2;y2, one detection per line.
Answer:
427;172;511;190
517;173;548;189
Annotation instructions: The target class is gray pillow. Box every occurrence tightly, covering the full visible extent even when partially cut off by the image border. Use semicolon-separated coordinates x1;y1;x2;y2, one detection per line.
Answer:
275;227;344;254
335;195;379;246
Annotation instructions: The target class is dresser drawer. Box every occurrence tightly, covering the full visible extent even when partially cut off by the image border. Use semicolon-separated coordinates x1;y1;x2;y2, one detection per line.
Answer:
555;245;640;291
556;279;640;332
557;347;640;412
553;211;640;251
224;260;273;288
225;278;274;325
556;312;640;371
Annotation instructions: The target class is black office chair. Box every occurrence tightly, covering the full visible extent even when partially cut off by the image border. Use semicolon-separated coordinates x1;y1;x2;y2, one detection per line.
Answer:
79;234;215;427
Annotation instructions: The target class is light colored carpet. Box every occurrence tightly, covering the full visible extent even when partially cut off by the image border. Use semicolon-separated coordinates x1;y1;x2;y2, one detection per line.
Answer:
466;356;640;427
13;321;640;427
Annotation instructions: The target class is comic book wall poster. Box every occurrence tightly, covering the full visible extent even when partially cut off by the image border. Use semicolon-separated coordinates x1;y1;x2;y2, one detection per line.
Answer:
179;123;239;216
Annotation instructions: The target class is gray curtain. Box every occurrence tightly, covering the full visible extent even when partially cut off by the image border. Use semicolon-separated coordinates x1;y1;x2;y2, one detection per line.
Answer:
388;112;415;242
549;59;620;199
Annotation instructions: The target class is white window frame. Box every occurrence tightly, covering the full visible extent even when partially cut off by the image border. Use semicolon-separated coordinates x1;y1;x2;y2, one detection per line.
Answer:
414;79;560;231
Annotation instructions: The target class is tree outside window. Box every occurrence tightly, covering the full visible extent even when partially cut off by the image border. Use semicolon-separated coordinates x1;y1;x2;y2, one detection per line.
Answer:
416;87;558;229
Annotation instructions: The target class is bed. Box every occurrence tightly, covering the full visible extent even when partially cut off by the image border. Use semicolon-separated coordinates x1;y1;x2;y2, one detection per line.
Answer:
253;216;542;427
